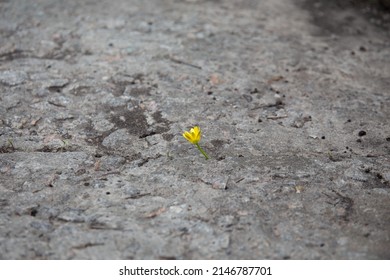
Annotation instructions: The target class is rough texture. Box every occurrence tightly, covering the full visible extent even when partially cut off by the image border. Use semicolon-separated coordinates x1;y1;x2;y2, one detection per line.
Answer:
0;0;389;259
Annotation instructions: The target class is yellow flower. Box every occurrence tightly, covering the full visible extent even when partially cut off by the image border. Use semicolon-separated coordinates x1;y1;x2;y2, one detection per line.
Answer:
182;126;209;160
183;126;201;144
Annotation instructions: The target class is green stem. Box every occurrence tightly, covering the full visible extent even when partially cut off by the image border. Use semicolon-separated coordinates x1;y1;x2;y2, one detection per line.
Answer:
195;143;209;160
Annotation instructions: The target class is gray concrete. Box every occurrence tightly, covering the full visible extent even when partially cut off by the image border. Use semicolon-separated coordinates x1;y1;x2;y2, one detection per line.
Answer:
0;0;389;259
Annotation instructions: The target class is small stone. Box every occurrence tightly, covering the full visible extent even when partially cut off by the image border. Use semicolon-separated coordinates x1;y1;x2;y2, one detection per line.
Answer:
209;73;221;85
212;179;227;190
295;185;305;193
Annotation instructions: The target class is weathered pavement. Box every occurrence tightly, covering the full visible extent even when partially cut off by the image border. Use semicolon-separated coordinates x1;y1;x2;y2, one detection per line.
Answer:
0;0;389;259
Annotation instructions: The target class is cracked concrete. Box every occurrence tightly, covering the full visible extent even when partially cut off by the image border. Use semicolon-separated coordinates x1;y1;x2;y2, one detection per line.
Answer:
0;0;389;259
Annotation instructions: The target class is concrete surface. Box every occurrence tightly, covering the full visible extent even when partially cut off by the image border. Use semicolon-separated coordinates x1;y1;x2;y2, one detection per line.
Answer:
0;0;389;259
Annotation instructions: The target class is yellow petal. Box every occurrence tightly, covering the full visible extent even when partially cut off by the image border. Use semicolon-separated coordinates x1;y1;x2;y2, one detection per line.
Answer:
183;131;192;142
193;126;201;141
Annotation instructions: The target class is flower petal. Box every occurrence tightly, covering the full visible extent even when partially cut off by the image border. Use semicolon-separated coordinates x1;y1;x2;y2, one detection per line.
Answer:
193;126;201;141
183;131;192;142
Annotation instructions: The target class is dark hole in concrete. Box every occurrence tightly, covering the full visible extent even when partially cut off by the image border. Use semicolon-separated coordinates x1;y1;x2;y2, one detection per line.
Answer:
30;209;38;217
358;130;367;136
217;155;225;161
139;131;156;139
